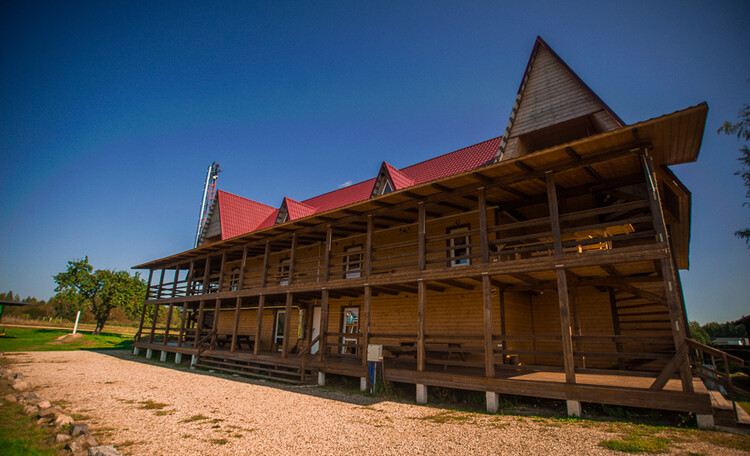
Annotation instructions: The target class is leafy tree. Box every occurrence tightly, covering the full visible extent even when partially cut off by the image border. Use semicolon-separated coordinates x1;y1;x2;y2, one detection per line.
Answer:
702;321;747;340
689;321;711;345
53;257;146;334
718;104;750;248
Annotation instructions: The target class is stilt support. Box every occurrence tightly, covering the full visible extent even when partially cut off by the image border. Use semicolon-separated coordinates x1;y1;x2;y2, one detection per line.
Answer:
360;377;367;392
416;384;427;404
190;354;197;369
567;400;582;417
159;351;167;362
175;353;182;364
486;392;499;413
133;347;139;356
317;371;326;386
146;349;153;359
696;414;715;429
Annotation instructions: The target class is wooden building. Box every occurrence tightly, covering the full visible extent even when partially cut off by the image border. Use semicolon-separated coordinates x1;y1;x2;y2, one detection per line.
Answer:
132;37;741;424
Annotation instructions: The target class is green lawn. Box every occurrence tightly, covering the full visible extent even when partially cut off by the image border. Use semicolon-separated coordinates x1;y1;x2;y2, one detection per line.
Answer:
0;327;133;352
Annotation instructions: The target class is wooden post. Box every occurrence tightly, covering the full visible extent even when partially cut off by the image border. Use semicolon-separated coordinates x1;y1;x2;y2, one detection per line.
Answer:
608;288;625;369
177;303;188;347
323;225;332;282
217;250;227;292
418;203;426;271
149;304;159;343
163;303;174;346
157;269;166;299
282;292;293;357
254;295;265;355
196;300;205;343
260;241;271;288
288;234;297;286
202;256;211;293
136;302;147;342
238;246;248;291
319;289;329;362
641;152;693;392
230;297;241;352
478;188;490;264
482;274;495;377
417;279;426;371
499;287;506;365
570;287;585;369
145;269;153;300
546;172;576;384
211;298;221;347
365;216;373;277
186;260;195;296
362;285;371;367
171;265;180;298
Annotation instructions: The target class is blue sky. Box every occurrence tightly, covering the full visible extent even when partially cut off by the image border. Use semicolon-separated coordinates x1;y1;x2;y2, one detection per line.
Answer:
1;1;748;323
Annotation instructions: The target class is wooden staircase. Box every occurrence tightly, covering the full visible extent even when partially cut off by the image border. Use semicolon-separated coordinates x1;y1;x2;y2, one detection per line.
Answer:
194;352;317;385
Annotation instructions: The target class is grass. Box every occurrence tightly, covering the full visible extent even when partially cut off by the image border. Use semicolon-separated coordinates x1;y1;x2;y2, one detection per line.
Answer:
139;400;169;410
0;327;133;352
414;410;472;424
600;434;670;453
0;387;61;455
182;414;209;423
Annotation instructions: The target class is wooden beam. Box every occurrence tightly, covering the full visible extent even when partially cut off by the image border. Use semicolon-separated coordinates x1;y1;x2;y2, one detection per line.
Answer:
282;292;292;358
202;256;211;292
365;216;373;277
418;203;426;271
157;268;166;299
217;250;227;292
196;300;205;342
547;173;576;385
171;265;180;298
319;289;329;363
499;287;506;365
323;225;332;282
260;241;270;288
238;246;248;290
473;172;493;183
434;200;469;212
482;274;495;377
149;303;159;343
371;200;394;208
417;280;426;372
437;278;474;290
478;187;489;264
162;303;174;346
254;295;264;355
177;303;187;347
211;298;220;347
136;302;147;342
230;297;241;352
608;288;625;369
362;285;371;368
288;234;297;286
431;183;452;193
650;343;689;390
145;269;154;300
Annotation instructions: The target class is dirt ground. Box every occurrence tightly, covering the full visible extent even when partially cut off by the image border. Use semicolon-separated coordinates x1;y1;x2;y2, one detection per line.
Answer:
5;350;747;455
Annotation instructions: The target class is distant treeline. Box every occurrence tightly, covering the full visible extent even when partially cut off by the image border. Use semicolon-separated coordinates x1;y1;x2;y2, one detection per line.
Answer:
689;320;747;345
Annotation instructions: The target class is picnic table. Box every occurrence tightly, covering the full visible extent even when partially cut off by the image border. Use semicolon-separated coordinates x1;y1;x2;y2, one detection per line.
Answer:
215;333;254;350
384;341;469;370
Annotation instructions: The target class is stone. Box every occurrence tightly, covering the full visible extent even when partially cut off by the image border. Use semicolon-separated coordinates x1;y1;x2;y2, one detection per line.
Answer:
3;393;17;403
56;434;72;443
71;423;90;436
26;398;41;406
37;399;52;409
54;413;74;427
696;413;715;429
67;434;97;453
23;392;40;401
39;406;63;418
36;417;51;425
22;405;39;416
12;372;24;380
11;379;29;391
88;445;121;456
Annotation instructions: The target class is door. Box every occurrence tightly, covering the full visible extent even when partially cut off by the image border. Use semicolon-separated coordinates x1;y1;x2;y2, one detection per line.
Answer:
341;307;359;354
273;310;286;351
311;306;321;355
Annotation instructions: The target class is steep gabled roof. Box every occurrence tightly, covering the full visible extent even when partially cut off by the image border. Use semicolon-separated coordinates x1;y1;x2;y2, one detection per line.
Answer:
276;197;318;223
216;190;277;240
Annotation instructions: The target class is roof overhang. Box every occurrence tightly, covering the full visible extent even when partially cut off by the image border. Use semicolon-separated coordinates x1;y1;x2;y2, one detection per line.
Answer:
134;103;707;271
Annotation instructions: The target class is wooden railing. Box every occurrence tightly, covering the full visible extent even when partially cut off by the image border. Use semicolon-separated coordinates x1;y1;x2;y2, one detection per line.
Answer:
687;338;749;418
195;328;217;358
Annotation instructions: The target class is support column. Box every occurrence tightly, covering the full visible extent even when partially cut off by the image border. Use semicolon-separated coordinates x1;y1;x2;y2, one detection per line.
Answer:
418;203;426;271
499;288;507;365
416;384;428;404
254;295;265;355
196;300;205;344
482;274;495;377
318;289;329;363
149;304;159;344
210;298;221;347
486;392;499;413
145;269;154;301
417;280;426;372
157;268;166;299
570;287;585;369
136;302;147;343
362;286;371;368
177;304;188;347
186;260;195;296
323;225;332;282
282;292;293;358
546;172;576;385
231;297;242;352
608;288;625;370
217;250;227;292
171;265;180;298
175;352;183;364
159;350;167;362
202;255;211;292
641;152;693;393
260;241;270;288
238;246;248;291
566;400;582;417
146;349;153;359
163;303;174;346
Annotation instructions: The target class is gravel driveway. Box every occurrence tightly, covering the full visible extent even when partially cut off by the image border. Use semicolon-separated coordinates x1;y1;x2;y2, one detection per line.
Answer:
6;350;744;455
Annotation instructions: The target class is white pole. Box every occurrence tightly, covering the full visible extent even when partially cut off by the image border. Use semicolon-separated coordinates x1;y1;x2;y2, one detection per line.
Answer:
72;311;81;334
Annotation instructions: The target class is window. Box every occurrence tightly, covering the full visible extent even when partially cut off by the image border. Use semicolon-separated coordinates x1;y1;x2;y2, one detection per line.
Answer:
341;307;359;354
379;180;393;196
278;257;290;285
273;310;286;351
447;225;471;267
228;267;240;291
343;245;363;279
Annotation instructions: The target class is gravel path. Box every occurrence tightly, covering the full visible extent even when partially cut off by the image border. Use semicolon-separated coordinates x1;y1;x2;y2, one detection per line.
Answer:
7;350;744;455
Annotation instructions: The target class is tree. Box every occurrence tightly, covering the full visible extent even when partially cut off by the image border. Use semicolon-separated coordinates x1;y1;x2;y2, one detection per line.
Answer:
53;257;146;334
718;103;750;248
688;321;711;345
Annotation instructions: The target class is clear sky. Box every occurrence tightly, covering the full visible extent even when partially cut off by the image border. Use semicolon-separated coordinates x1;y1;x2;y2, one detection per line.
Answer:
1;1;748;323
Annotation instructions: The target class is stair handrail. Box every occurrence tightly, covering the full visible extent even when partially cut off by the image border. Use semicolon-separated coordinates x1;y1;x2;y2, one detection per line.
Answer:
686;338;749;420
195;328;218;359
298;334;322;383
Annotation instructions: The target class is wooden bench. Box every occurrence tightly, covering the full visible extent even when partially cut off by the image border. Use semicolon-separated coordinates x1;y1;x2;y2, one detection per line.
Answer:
215;334;254;350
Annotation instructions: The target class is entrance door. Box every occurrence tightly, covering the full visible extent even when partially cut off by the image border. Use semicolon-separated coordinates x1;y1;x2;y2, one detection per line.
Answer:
311;306;321;355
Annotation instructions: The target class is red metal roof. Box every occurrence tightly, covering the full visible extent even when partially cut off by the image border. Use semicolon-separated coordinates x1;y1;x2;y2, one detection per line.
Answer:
212;135;501;240
217;190;277;240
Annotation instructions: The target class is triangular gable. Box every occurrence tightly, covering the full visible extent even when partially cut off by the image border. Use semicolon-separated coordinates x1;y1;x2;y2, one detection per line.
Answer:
275;197;318;224
371;161;416;197
498;36;624;161
198;190;277;245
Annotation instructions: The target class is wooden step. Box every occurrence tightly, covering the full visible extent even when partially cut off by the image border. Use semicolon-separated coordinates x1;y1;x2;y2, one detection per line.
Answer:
194;363;301;384
194;354;317;385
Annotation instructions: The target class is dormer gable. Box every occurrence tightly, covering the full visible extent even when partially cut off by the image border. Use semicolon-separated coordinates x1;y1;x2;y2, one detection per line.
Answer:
370;161;416;198
275;197;318;224
497;36;625;161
